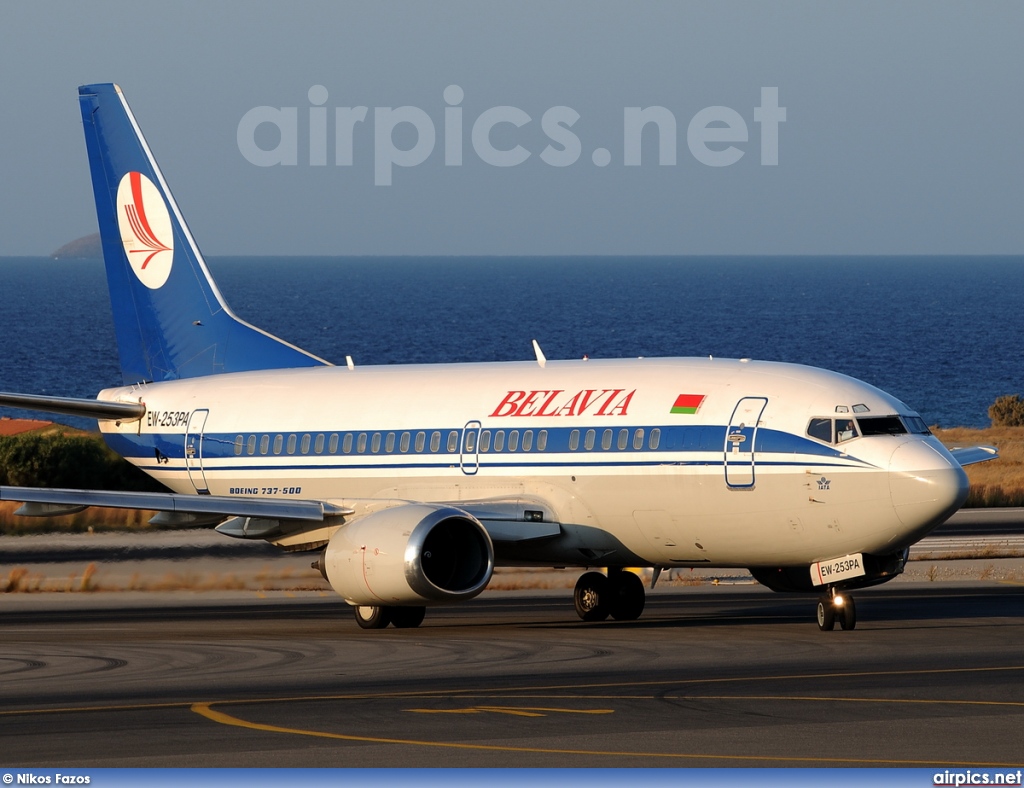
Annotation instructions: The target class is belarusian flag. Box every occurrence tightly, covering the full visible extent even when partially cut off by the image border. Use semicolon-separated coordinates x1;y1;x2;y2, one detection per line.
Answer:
671;394;705;414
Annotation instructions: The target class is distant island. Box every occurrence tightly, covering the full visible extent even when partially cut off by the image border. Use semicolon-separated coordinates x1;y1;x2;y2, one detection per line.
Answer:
51;233;102;259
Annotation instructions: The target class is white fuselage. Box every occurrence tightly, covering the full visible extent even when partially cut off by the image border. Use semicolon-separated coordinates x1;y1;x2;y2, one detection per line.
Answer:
99;356;968;569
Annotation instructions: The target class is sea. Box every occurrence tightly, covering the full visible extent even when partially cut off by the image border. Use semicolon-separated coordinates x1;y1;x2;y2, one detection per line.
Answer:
0;255;1021;430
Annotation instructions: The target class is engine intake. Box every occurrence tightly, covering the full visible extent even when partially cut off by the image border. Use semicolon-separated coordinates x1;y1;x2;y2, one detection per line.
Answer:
321;504;494;606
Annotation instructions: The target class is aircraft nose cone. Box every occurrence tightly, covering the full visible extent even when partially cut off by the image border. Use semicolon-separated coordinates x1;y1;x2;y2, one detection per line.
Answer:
889;439;968;535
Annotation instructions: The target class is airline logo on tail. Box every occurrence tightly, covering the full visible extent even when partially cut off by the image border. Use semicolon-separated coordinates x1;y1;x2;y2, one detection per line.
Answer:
116;171;173;289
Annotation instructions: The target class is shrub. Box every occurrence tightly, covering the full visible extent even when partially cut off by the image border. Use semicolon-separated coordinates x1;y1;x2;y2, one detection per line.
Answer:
0;431;163;491
988;394;1024;427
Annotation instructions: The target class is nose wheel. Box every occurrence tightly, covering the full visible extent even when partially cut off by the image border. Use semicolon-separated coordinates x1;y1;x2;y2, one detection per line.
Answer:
816;588;856;631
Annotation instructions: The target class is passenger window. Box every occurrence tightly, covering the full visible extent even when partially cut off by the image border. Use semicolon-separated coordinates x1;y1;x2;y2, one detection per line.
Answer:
522;430;533;452
247;435;257;455
430;431;441;453
385;432;395;453
465;431;476;453
494;430;505;452
314;434;325;454
601;429;613;451
357;433;368;453
400;432;410;453
329;433;340;453
649;428;661;450
371;433;382;453
273;435;283;455
447;431;459;452
508;430;520;452
341;433;352;454
286;434;297;455
415;431;426;452
480;430;491;452
537;430;548;451
300;434;311;454
259;435;270;455
585;429;596;450
569;429;580;451
807;418;833;443
617;429;628;451
633;428;644;449
234;435;244;456
835;419;859;443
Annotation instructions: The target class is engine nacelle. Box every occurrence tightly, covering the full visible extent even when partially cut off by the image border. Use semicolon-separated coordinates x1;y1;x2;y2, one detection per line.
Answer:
321;504;494;606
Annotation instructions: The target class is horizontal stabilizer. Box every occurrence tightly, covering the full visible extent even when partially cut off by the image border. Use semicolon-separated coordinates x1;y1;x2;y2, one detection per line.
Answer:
948;445;999;467
0;391;146;422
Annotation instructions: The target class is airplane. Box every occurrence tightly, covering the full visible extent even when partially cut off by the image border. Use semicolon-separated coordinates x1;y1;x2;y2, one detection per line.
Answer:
0;83;998;631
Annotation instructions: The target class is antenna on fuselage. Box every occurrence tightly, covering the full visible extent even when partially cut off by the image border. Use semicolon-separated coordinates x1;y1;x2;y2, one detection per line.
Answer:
532;340;547;368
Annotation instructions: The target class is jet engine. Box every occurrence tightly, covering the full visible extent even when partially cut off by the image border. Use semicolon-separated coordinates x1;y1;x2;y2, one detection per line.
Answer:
319;504;494;606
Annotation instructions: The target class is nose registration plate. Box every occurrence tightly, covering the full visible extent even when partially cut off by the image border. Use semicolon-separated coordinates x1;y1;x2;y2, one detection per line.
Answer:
810;553;865;586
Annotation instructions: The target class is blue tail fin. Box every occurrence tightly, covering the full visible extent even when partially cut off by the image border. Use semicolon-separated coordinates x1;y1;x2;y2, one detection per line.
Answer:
78;83;330;384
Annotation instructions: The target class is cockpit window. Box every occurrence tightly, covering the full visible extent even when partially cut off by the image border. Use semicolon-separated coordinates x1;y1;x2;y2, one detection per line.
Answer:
858;416;907;436
807;417;859;444
807;418;833;443
835;418;859;443
903;415;931;435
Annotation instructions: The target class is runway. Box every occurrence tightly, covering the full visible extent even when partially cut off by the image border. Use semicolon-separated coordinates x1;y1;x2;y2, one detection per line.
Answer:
2;583;1024;767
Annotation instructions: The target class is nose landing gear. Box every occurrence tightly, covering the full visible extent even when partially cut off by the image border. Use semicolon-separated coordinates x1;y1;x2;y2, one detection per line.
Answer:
816;587;857;631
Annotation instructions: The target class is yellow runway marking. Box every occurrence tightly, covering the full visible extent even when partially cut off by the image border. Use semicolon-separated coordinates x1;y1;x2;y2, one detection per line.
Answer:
189;701;1022;767
404;705;614;717
0;700;194;717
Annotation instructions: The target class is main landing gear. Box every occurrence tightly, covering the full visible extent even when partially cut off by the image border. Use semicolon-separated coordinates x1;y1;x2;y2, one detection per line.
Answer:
353;605;427;629
574;568;646;622
816;587;856;631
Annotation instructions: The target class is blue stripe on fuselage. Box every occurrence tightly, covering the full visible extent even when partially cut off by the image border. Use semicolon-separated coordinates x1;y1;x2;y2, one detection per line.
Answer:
104;424;862;467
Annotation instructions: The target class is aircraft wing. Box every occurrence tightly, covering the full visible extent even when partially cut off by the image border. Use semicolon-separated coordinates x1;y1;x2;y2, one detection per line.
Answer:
0;485;561;548
0;485;351;522
948;445;999;467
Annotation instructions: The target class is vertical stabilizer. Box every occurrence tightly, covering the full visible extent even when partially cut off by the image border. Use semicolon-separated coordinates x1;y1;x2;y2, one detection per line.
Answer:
78;83;329;384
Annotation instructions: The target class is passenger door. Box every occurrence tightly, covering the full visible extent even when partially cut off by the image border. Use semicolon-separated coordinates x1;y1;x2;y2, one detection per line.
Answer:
724;397;767;489
184;409;210;494
460;420;481;475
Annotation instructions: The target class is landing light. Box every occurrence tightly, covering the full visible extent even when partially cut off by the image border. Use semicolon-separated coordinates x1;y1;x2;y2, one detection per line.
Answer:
833;594;845;607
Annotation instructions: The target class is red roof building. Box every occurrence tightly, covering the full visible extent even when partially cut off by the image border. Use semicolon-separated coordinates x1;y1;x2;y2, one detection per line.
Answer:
0;417;54;437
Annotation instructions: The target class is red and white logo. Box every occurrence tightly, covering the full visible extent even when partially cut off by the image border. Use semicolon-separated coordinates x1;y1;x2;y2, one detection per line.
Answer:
116;171;173;289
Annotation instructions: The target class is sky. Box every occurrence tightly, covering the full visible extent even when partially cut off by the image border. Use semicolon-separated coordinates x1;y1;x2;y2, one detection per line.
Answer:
0;1;1021;257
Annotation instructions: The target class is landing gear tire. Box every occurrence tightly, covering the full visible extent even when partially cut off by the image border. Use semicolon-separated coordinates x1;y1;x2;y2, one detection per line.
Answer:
354;605;391;629
574;572;611;621
816;597;835;631
609;571;646;621
390;606;427;629
838;596;857;630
